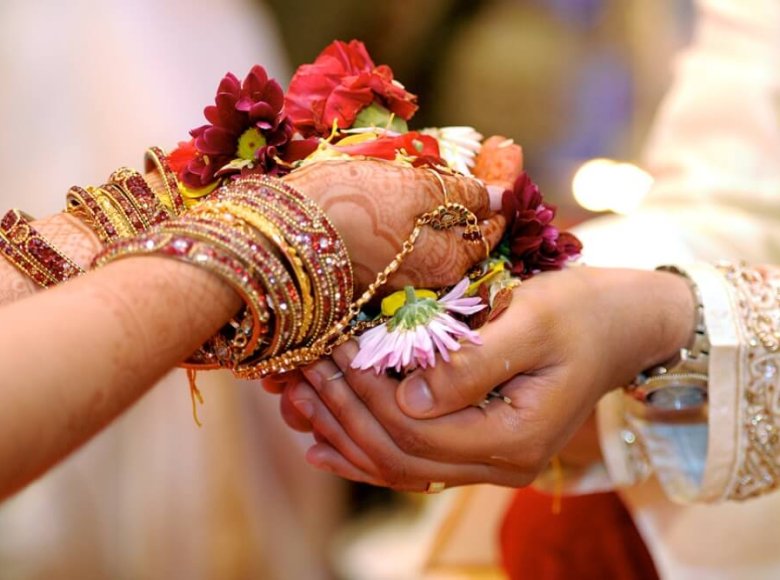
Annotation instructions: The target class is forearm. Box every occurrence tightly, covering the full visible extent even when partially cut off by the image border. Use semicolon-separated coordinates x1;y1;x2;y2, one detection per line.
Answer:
0;256;240;499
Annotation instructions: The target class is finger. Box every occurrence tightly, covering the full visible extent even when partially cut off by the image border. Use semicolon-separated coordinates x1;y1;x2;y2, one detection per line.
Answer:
279;383;313;432
460;213;506;266
394;286;552;418
306;442;386;487
289;379;381;476
314;345;535;482
261;370;303;394
437;171;492;219
309;438;531;492
333;341;550;466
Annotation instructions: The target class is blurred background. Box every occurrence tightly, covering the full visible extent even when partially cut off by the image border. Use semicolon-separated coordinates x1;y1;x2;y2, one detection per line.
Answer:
0;0;693;578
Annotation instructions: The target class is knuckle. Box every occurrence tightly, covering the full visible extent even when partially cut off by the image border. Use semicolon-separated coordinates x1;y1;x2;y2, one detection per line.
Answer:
390;427;435;457
518;440;552;474
374;453;411;487
438;354;486;406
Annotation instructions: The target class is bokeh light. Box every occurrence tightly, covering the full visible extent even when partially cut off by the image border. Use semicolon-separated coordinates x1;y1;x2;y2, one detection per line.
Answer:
572;158;654;214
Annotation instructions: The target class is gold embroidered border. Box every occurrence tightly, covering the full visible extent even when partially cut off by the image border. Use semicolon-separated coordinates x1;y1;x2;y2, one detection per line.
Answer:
719;263;780;500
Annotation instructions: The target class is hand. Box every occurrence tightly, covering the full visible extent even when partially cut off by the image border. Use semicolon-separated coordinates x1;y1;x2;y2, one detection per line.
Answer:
283;159;505;292
275;267;695;489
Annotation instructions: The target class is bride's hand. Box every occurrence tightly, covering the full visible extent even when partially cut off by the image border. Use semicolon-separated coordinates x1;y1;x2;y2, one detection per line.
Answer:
283;159;505;293
276;267;695;489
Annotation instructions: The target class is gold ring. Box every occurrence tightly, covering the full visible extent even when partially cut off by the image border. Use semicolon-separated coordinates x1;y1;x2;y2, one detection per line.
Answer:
428;169;450;205
425;481;446;494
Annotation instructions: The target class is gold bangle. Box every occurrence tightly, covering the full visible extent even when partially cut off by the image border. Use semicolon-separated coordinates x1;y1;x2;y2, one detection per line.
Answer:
213;199;315;344
144;146;186;215
94;229;272;368
184;206;304;355
226;176;354;343
109;167;172;227
66;185;115;242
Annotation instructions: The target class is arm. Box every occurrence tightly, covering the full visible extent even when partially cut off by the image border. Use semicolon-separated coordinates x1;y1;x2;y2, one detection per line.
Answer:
0;160;499;500
283;263;780;503
0;171;169;307
277;266;696;491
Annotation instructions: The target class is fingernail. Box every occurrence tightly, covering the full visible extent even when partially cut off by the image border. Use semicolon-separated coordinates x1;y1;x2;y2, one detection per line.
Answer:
293;399;314;419
486;184;505;211
401;376;434;415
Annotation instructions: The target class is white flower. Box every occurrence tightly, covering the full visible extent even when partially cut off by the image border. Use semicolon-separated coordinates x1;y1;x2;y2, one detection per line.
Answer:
422;126;484;175
351;278;485;373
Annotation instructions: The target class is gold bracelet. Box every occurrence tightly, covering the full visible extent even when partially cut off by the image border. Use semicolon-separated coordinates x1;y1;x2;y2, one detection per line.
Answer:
226;176;354;343
161;216;299;359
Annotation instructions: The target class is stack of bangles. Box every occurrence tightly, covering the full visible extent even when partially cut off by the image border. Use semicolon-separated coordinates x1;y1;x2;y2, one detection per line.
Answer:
0;147;359;402
0;148;183;288
93;174;354;379
1;147;477;385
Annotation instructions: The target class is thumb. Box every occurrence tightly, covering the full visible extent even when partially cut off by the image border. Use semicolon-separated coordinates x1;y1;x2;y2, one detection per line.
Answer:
394;290;544;418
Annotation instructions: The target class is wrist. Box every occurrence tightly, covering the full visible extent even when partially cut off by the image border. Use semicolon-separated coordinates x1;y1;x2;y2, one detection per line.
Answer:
642;270;696;370
584;268;696;392
35;213;103;269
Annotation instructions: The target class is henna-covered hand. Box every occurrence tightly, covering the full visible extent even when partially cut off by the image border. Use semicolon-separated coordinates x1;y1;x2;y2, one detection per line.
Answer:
284;159;505;292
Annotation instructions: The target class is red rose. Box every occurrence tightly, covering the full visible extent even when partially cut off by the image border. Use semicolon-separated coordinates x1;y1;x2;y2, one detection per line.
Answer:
285;40;419;137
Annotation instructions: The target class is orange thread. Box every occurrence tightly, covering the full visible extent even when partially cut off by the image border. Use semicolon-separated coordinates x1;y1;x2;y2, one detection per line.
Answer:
187;368;204;427
551;455;563;515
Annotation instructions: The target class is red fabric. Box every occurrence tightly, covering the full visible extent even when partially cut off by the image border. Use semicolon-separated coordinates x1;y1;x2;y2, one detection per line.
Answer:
500;488;659;580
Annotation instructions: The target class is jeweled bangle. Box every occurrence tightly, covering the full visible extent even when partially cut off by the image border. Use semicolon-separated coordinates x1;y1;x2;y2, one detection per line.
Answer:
225;175;354;343
162;214;302;358
109;167;172;227
210;199;315;345
94;230;271;369
144;146;186;216
66;185;118;242
0;209;84;287
184;204;305;354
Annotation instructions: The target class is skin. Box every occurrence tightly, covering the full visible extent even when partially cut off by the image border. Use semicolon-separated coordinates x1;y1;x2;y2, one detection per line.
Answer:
0;159;500;501
280;266;696;491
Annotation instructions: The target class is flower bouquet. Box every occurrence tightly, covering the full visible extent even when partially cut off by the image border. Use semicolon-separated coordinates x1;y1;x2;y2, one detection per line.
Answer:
168;39;581;377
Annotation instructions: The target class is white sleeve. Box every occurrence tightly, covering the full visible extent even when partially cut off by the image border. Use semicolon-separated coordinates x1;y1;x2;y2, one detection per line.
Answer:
562;0;780;500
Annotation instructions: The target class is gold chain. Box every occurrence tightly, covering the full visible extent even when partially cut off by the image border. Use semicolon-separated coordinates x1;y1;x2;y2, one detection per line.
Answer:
237;211;438;378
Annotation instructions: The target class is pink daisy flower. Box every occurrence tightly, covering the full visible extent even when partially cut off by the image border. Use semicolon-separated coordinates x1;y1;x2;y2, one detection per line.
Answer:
351;278;485;373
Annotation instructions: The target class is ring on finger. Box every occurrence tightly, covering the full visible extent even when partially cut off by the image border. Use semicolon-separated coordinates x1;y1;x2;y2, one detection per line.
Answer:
425;481;446;494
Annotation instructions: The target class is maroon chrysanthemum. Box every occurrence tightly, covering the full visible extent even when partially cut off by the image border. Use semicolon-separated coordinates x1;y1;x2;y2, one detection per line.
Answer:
501;172;582;279
181;65;297;188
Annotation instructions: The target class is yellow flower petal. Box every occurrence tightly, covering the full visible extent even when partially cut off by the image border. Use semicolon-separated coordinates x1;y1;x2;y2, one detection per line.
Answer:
381;288;437;317
466;260;506;296
179;180;219;202
336;132;378;146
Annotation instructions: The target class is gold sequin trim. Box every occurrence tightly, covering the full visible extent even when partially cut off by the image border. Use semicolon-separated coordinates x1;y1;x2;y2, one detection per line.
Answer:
719;263;780;500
